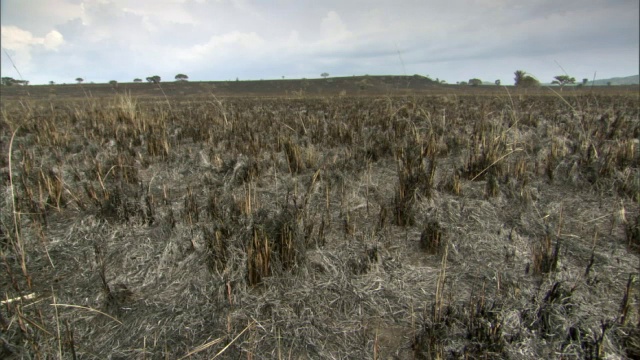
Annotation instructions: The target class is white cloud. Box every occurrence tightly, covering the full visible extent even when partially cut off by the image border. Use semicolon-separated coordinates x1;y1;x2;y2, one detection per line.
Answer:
1;25;38;50
177;31;265;63
120;1;199;26
320;11;351;41
44;30;65;50
1;26;65;71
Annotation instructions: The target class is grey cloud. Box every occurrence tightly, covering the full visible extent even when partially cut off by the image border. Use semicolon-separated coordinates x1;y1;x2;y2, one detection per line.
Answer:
1;0;637;84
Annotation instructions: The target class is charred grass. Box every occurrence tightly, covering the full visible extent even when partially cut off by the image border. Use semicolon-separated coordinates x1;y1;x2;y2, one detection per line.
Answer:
1;90;639;359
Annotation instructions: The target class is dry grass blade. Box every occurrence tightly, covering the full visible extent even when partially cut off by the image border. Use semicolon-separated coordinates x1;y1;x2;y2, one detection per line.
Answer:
7;125;30;286
178;337;224;359
470;148;523;182
1;292;37;305
16;308;54;336
211;321;255;359
50;304;123;325
179;320;255;359
434;242;449;320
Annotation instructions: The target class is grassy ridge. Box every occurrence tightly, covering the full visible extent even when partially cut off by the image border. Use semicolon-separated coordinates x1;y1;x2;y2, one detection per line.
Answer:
2;75;638;100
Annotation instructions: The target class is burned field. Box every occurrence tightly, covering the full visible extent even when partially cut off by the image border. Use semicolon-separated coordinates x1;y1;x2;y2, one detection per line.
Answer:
1;89;639;358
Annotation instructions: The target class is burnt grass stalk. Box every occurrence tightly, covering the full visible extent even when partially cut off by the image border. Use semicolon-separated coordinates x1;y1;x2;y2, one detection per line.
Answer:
0;90;639;358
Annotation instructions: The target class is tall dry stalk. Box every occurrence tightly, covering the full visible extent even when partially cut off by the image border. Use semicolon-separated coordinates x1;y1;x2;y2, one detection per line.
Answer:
8;126;31;287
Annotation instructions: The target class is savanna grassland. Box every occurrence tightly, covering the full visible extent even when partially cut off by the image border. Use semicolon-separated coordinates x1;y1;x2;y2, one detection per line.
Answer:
1;80;639;359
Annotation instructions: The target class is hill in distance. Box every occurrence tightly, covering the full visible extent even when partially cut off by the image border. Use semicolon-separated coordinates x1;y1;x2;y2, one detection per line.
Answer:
587;75;639;86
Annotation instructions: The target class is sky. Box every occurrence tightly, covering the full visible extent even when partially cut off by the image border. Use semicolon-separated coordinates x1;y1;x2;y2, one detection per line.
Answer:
1;0;638;85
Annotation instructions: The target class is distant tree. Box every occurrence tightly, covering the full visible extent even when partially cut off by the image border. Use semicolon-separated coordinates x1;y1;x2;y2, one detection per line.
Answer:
1;77;15;86
146;75;161;83
514;70;526;85
75;77;84;84
109;80;118;87
495;79;501;86
134;78;142;83
321;72;330;78
607;81;612;86
175;74;189;81
514;70;539;87
13;80;29;86
582;78;588;86
459;81;468;86
49;81;55;85
551;75;576;90
469;78;482;86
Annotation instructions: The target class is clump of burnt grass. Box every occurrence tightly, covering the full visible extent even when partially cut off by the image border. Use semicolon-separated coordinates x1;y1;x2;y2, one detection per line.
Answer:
282;137;304;174
462;114;510;181
420;220;446;254
413;268;508;359
203;222;229;274
246;202;307;285
441;169;462;196
182;185;199;225
392;127;438;227
531;233;561;275
97;182;142;223
553;97;639;197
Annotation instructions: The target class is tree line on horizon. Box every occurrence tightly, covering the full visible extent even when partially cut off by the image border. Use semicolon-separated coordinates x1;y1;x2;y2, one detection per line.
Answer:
0;71;614;87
